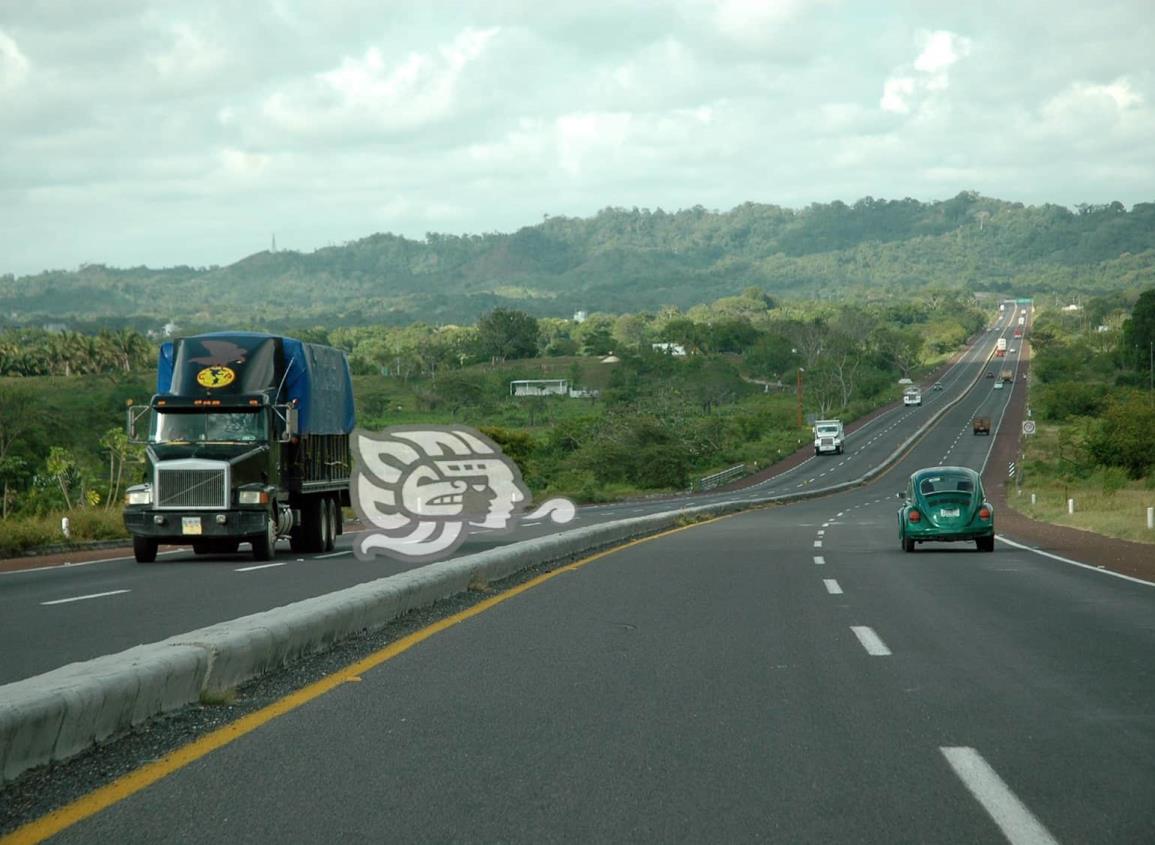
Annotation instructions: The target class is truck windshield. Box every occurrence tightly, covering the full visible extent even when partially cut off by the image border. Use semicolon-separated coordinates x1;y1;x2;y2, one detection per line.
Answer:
152;412;265;443
816;426;839;435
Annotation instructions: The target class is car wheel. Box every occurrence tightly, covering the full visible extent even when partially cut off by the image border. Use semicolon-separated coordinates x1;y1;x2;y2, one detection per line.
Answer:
902;533;915;553
133;536;158;563
977;536;994;553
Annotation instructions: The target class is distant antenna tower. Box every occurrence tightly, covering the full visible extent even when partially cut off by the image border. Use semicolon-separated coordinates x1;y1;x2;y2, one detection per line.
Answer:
271;233;277;253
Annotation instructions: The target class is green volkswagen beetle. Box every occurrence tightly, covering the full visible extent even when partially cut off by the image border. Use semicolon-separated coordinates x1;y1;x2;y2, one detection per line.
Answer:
897;466;994;552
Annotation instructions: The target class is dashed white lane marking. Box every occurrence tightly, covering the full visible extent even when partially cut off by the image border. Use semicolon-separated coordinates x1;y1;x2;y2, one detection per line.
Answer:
817;529;825;536
41;589;131;606
315;550;351;559
850;626;891;656
235;562;289;572
940;747;1058;845
821;522;830;528
813;556;825;565
813;540;823;548
823;579;843;595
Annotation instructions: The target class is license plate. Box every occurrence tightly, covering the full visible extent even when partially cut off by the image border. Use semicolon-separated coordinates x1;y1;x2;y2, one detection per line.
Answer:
182;517;203;535
940;508;960;518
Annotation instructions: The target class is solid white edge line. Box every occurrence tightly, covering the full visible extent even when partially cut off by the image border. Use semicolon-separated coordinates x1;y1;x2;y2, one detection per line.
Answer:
849;625;891;655
996;536;1154;587
940;747;1059;845
823;579;843;595
234;562;288;572
315;550;351;559
1;549;186;576
41;589;131;606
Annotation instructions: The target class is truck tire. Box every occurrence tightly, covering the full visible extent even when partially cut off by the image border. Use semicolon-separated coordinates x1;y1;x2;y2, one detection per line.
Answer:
323;497;337;552
251;515;278;561
134;536;158;563
294;497;326;553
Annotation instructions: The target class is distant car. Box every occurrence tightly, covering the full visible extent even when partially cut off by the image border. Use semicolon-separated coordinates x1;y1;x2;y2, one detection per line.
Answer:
897;466;994;553
993;381;1003;390
1009;347;1016;353
933;382;944;391
986;371;994;378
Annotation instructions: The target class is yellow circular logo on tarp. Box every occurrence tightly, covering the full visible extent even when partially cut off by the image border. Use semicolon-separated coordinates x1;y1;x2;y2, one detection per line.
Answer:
195;366;236;388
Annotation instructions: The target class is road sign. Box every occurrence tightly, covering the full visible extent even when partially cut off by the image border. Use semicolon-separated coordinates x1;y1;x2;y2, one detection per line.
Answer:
1022;420;1036;435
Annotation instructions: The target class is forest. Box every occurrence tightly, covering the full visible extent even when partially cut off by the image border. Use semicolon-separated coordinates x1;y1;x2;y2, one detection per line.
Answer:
2;193;1153;333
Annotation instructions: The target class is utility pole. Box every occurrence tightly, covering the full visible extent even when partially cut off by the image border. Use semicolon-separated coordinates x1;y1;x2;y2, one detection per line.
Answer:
796;368;805;429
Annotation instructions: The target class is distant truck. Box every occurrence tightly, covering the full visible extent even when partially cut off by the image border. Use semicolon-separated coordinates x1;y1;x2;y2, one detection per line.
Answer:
903;386;922;406
995;337;1007;357
813;420;845;455
1000;368;1014;383
124;332;355;563
972;417;991;435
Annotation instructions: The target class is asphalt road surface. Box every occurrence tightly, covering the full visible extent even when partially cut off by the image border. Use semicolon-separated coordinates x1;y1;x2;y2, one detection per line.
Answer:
1;312;1025;684
38;329;1155;842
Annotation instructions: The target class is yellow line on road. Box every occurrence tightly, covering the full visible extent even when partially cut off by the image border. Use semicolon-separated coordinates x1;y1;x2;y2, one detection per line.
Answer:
2;516;725;844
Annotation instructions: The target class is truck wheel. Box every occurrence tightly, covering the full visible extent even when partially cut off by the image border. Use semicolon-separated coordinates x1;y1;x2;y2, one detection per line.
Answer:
297;497;325;553
251;516;277;561
134;536;158;563
323;497;337;552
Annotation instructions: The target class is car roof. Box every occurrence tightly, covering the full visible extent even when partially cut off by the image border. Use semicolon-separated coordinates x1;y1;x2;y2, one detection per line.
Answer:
910;466;979;482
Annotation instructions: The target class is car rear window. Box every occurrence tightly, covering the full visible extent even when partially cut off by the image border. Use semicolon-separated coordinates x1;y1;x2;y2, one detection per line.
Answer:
918;475;975;494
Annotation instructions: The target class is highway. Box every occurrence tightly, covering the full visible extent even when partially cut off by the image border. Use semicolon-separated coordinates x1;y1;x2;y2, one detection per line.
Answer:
22;302;1155;843
0;312;1024;684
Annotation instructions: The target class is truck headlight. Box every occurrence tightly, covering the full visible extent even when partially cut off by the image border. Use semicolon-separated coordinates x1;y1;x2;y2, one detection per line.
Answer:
125;486;152;506
238;490;268;505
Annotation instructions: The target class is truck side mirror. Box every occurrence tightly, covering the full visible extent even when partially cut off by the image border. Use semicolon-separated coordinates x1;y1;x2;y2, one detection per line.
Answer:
126;404;151;443
280;406;298;443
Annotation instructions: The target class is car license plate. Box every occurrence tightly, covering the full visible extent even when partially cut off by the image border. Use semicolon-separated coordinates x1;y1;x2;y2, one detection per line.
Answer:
182;517;203;535
940;508;960;518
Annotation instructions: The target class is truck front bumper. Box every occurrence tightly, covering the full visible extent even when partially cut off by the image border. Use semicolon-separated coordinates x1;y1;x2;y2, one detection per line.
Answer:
124;509;268;542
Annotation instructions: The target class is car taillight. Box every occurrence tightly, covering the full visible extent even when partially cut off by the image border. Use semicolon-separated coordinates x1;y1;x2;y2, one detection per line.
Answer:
978;506;991;520
909;509;921;523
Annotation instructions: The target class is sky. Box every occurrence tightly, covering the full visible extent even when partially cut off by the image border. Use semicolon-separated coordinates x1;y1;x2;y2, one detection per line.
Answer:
1;0;1153;277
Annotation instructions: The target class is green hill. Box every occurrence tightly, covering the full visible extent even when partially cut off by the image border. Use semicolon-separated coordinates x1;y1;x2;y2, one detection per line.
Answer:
2;193;1153;332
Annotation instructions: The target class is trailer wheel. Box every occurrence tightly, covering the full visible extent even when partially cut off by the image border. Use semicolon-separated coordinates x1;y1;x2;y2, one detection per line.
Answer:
295;497;325;553
133;536;158;563
251;515;277;561
323;497;337;552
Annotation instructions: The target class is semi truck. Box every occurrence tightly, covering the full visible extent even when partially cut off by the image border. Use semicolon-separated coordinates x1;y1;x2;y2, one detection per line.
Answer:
123;332;355;563
995;337;1007;357
813;420;845;455
1000;368;1014;383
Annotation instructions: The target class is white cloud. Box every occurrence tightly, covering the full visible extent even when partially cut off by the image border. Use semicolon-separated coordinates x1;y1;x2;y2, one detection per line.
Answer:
0;28;30;89
261;27;499;138
148;21;226;80
914;30;970;73
880;29;972;116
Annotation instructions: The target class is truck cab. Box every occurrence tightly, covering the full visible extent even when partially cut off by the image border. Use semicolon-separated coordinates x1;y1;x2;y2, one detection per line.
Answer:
813;420;845;455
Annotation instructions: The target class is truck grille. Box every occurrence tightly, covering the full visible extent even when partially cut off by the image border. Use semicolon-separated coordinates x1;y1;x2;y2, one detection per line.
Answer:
156;462;229;509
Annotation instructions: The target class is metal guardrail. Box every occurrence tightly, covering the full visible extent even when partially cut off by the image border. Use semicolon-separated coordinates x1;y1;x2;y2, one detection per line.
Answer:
697;463;747;491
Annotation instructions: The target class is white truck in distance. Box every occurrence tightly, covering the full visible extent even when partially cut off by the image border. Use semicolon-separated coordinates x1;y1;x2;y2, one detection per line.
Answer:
813;420;845;455
903;386;922;406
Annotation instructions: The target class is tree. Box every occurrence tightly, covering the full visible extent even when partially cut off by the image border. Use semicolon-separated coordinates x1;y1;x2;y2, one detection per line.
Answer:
1122;287;1155;372
476;308;540;362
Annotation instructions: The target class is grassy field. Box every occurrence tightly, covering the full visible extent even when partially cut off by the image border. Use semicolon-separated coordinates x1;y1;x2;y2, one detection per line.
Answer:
1014;420;1155;544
